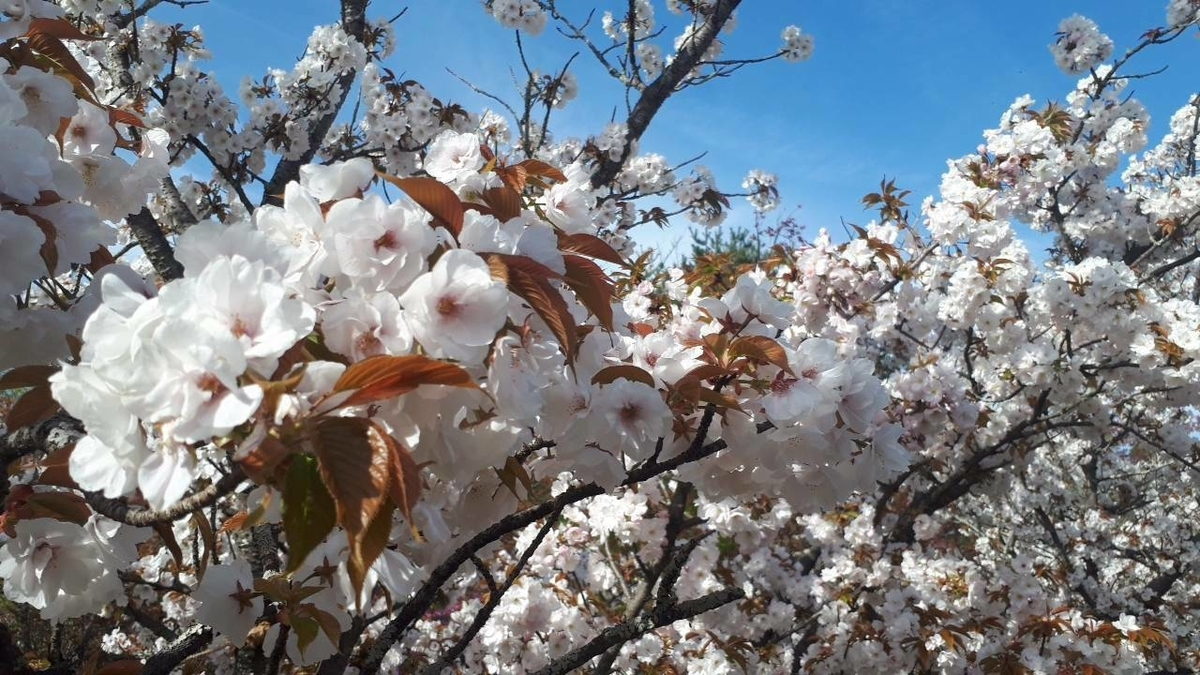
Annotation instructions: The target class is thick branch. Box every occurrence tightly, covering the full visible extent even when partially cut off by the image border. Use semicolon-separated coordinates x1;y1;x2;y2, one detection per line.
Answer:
127;207;185;281
588;0;742;189
260;0;369;206
142;625;213;675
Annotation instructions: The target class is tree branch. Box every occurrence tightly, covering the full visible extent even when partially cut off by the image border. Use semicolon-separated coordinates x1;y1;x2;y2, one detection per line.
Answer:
86;465;245;526
127;207;185;281
260;0;369;206
142;625;213;675
418;508;564;675
527;587;745;675
358;412;769;674
588;0;742;189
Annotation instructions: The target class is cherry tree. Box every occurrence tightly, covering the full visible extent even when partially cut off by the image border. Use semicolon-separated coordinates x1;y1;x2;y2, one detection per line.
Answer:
0;1;1198;674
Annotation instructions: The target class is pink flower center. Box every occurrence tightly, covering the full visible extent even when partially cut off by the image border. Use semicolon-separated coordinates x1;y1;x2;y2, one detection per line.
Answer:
230;316;253;339
437;295;463;318
196;373;225;395
373;231;398;252
771;373;796;394
619;402;642;425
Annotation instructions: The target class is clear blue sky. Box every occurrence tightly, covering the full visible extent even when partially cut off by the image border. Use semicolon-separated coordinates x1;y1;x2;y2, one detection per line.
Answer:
158;1;1200;258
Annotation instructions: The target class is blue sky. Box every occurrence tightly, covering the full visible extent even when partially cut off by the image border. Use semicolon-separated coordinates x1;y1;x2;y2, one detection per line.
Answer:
157;1;1200;259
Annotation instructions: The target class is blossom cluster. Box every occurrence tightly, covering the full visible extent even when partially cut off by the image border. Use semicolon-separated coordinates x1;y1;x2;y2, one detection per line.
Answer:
0;13;169;369
5;3;1200;674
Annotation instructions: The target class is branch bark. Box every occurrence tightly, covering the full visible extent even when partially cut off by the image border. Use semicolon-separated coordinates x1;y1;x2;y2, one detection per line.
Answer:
86;465;246;526
357;408;766;674
527;587;745;675
260;0;369;206
588;0;742;190
142;625;213;675
127;207;185;281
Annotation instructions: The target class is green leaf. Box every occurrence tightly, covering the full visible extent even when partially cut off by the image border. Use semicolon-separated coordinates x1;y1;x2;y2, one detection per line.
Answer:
290;614;321;658
282;455;337;573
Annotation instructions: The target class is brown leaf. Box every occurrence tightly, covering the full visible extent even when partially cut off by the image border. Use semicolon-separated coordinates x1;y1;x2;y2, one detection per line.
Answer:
495;455;533;501
382;431;422;523
562;254;615;330
107;107;147;129
495;164;529;192
25;32;96;92
347;498;395;606
729;336;792;373
21;210;59;275
7;385;60;431
219;510;251;534
303;604;346;646
307;418;391;582
694;387;744;412
557;232;626;265
628;322;655;337
26;17;100;41
592;365;656;388
515;158;567;183
488;254;578;362
85;244;116;274
238;436;293;486
9;490;91;526
0;364;58;390
480;186;523;222
376;173;464;238
330;354;478;409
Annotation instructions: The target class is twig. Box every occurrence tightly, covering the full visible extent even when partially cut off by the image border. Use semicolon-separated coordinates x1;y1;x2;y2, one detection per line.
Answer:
418;508;564;674
526;587;745;675
260;0;370;206
86;465;246;526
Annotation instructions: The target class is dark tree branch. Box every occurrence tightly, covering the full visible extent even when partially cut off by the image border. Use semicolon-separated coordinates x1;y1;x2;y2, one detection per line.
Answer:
418;508;563;675
593;481;693;675
527;587;745;675
357;412;768;673
86;465;246;526
112;0;208;29
142;625;213;675
123;601;179;642
260;0;370;206
588;0;742;190
127;207;185;281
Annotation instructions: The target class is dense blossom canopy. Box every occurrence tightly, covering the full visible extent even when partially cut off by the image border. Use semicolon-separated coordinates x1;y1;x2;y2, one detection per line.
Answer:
1;1;1199;674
